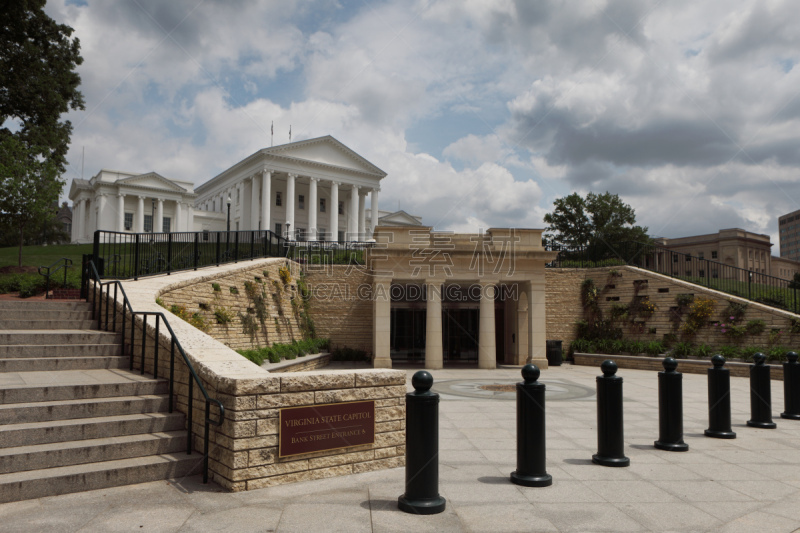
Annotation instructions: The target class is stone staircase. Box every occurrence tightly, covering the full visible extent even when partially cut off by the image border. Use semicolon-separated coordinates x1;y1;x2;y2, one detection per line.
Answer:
0;300;198;503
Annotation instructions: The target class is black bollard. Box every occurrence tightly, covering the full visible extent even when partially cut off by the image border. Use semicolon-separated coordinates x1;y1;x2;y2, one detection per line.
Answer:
781;351;800;420
654;357;689;452
592;360;630;467
511;364;552;487
398;371;446;515
705;354;736;439
747;353;777;428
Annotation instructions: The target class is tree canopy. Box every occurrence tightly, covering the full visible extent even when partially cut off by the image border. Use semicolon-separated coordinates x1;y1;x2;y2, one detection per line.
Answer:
1;0;84;265
544;192;649;250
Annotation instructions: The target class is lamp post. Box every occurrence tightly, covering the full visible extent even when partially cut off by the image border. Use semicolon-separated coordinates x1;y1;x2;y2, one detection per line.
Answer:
226;196;231;232
226;195;232;259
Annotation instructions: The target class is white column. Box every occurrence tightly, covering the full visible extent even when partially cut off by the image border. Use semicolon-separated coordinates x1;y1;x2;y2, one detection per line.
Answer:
358;190;366;241
425;281;443;370
370;188;379;237
349;184;359;242
74;199;84;242
526;280;548;368
329;181;339;242
261;170;271;233
136;196;145;233
187;205;194;232
373;277;392;368
478;282;497;369
155;199;164;232
175;201;182;232
286;173;296;240
117;194;125;232
250;175;260;230
308;177;318;241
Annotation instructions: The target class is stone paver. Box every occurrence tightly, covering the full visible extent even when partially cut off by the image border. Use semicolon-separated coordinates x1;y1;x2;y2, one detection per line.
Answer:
0;363;799;532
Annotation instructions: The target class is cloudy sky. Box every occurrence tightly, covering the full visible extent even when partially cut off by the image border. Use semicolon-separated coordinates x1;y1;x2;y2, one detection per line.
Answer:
48;0;800;245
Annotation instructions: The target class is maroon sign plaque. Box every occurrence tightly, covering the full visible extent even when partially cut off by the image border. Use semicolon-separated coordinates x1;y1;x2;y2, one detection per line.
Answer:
279;400;375;458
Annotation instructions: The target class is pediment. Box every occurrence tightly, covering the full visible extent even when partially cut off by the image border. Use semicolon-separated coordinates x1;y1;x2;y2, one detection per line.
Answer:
264;136;386;177
379;210;422;226
117;172;187;193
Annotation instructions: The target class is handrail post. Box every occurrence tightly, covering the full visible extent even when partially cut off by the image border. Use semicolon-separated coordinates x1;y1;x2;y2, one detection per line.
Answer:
141;314;147;375
104;284;110;331
216;231;221;266
169;339;175;413
194;232;199;271
204;401;211;483
113;284;118;333
130;312;135;370
234;232;239;263
251;230;255;259
153;315;160;379
187;379;194;454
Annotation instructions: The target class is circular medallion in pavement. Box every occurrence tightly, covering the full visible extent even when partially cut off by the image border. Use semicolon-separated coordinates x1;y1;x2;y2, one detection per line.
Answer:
432;379;595;401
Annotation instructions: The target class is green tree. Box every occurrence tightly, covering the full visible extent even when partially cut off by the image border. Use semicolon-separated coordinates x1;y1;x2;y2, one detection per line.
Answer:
1;0;84;265
544;192;649;250
789;272;800;291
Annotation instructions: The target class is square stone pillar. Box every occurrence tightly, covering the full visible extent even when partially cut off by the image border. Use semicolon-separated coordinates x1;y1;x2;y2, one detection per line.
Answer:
425;281;443;370
117;194;125;232
136;196;145;233
478;282;497;369
308;177;318;241
370;189;379;237
329;181;339;242
155;199;164;233
526;280;548;369
250;175;260;230
372;277;392;368
261;170;271;233
286;173;296;239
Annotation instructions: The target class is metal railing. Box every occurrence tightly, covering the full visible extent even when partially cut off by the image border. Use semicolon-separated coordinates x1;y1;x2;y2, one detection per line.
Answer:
86;260;224;483
38;257;73;298
91;229;373;279
546;241;800;314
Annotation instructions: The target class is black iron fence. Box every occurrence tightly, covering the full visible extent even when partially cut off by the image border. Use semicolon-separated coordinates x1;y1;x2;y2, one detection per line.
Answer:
91;229;374;280
546;241;800;314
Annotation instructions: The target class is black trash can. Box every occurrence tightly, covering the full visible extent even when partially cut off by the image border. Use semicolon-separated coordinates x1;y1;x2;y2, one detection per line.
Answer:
546;340;563;367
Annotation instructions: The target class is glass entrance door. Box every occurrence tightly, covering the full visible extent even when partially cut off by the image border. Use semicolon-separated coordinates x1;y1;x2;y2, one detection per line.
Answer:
443;307;479;364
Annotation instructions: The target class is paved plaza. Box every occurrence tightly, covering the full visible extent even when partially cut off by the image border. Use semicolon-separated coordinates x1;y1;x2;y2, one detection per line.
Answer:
1;363;799;532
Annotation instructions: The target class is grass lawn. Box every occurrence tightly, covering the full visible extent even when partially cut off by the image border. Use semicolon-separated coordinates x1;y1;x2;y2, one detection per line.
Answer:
0;243;94;270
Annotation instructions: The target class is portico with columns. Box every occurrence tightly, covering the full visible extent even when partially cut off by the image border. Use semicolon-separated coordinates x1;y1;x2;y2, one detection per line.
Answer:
193;136;385;241
368;226;557;370
68;170;197;244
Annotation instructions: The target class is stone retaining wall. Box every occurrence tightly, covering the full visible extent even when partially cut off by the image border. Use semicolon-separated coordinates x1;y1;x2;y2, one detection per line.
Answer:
100;258;405;491
573;353;785;380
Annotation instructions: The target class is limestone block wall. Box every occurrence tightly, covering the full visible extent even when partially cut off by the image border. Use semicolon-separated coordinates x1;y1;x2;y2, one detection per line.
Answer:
566;266;800;349
574;353;784;380
158;260;304;351
305;266;373;353
98;259;406;492
545;268;597;348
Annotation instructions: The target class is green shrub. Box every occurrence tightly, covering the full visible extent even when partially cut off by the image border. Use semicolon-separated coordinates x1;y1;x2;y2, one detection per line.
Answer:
331;346;369;361
212;282;221;292
214;307;234;325
745;319;766;336
693;344;713;358
645;341;665;356
740;346;760;362
675;294;694;308
767;346;788;363
718;345;741;360
629;341;645;354
672;342;693;358
229;286;239;295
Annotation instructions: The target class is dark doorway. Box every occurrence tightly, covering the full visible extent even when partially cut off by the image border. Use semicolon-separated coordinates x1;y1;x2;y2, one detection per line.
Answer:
390;307;425;363
495;307;505;363
443;307;478;364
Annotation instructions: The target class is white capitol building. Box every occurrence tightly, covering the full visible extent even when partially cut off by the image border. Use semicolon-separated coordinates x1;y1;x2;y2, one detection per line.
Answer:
69;136;421;243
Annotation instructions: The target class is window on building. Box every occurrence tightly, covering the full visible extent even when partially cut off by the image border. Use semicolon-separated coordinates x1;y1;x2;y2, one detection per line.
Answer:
203;229;209;241
162;217;171;233
236;189;240;205
712;270;719;279
338;201;344;215
296;228;306;241
698;252;704;259
338;230;344;243
711;251;717;259
685;255;691;262
143;214;153;233
320;198;326;213
672;255;678;263
319;228;327;241
275;223;282;236
124;213;133;231
699;270;705;278
212;200;216;211
299;195;305;210
276;192;282;207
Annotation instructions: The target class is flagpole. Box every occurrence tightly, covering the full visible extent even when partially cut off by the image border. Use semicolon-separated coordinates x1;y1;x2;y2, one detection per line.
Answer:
271;121;273;147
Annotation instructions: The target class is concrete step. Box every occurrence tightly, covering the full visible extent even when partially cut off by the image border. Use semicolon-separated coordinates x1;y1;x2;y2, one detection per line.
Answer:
0;431;186;474
0;373;168;404
0;343;123;358
0;319;99;330
0;356;128;372
0;453;199;504
0;412;186;448
0;330;121;345
0;301;92;311
0;394;169;424
0;310;94;320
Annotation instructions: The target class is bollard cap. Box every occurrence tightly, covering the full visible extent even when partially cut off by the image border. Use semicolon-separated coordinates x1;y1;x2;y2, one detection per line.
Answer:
521;364;540;383
753;353;766;366
411;370;434;392
600;359;618;377
711;354;726;368
662;357;678;373
787;351;798;364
